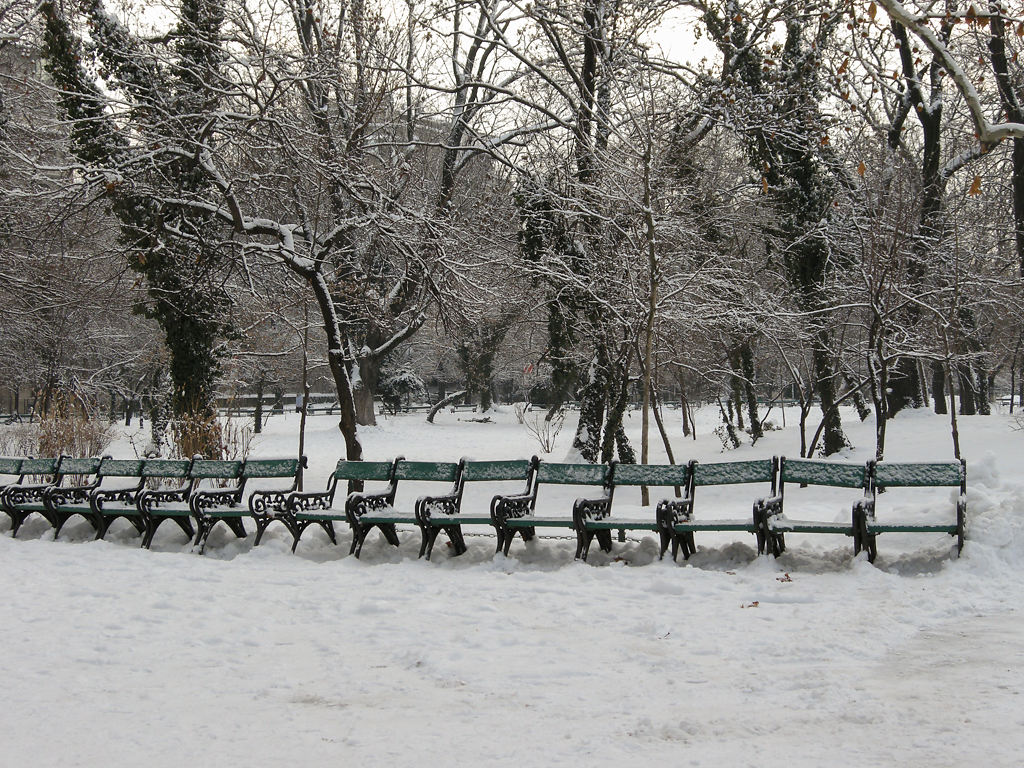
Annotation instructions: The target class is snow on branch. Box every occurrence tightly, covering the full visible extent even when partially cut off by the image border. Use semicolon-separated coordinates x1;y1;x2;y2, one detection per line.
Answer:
876;0;1024;142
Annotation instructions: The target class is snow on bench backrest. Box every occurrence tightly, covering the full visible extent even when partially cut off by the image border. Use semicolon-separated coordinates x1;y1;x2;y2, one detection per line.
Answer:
98;458;144;477
612;462;690;487
462;459;532;482
693;459;774;486
333;460;394;482
242;458;302;479
537;462;609;486
874;461;963;488
782;459;867;489
394;460;460;483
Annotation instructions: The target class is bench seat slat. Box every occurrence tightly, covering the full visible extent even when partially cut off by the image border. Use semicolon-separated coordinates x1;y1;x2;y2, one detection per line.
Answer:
866;523;958;534
674;520;757;532
585;519;659;531
770;519;853;534
504;516;575;527
426;515;494;526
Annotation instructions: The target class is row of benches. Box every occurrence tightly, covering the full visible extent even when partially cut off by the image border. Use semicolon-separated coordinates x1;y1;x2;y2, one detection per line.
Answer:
0;454;966;563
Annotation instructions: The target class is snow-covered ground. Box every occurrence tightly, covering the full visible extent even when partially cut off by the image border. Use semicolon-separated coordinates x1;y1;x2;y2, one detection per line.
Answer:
3;404;1023;767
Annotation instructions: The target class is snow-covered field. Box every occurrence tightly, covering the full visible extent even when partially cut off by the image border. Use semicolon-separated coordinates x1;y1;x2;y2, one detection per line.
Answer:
3;404;1024;767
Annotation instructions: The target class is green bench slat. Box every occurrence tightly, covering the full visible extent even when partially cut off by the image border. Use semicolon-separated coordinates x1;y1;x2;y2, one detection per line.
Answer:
143;459;191;478
505;516;575;527
427;515;494;526
612;463;690;487
536;463;609;485
243;458;302;478
675;521;756;532
191;460;243;479
395;461;459;483
867;523;958;534
333;460;394;482
59;457;103;475
19;458;60;475
0;458;23;475
585;520;659;531
874;462;963;488
694;460;774;486
462;460;532;482
99;459;145;477
782;459;867;488
772;520;853;534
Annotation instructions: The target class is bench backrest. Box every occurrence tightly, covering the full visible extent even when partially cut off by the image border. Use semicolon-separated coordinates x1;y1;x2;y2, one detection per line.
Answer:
394;460;460;483
612;462;691;488
873;461;964;489
190;459;244;480
333;459;396;482
243;457;304;479
59;457;103;477
781;458;868;489
141;459;192;479
98;458;145;477
693;459;775;487
0;457;23;476
20;457;61;477
536;462;610;486
462;459;533;483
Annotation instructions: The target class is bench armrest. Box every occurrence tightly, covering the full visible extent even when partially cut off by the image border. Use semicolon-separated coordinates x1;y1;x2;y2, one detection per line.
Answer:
346;488;396;521
44;481;98;508
4;482;53;507
249;488;294;518
491;491;535;526
138;486;190;512
286;489;335;514
572;494;613;529
416;492;460;525
655;496;694;530
191;487;244;515
756;494;784;519
91;485;143;514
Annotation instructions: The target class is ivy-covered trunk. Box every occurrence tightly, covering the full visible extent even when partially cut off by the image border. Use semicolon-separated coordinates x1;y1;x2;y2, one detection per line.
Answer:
352;356;380;427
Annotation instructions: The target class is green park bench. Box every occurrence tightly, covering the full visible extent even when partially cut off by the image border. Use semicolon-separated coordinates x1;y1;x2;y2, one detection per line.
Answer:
497;461;612;557
575;462;691;561
284;458;401;553
137;458;200;548
348;459;462;558
42;456;106;539
0;457;24;530
856;459;966;562
661;459;778;560
192;457;306;553
90;458;148;540
2;456;65;537
418;457;538;560
760;457;871;557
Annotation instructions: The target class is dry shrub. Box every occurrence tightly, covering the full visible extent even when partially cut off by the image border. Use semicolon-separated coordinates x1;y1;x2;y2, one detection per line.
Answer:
0;409;114;459
170;408;251;462
0;423;40;457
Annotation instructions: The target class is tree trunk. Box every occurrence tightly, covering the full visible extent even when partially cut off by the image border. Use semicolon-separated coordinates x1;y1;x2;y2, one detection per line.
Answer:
352;356;379;427
957;364;977;415
573;348;608;462
739;341;761;442
812;332;848;456
932;361;948;414
253;375;264;435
